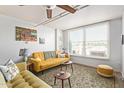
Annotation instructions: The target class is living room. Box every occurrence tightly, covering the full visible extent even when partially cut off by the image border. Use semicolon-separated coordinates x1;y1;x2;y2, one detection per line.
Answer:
0;4;124;89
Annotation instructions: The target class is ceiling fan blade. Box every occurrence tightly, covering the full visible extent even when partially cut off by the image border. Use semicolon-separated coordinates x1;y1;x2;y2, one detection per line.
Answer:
47;9;52;19
57;5;76;13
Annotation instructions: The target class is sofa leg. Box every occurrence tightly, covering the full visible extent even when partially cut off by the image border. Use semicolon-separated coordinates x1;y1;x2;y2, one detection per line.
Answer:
42;71;44;75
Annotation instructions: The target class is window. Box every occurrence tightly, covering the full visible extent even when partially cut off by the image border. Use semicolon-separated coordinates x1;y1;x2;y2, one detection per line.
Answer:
69;29;84;55
85;22;109;58
69;22;109;59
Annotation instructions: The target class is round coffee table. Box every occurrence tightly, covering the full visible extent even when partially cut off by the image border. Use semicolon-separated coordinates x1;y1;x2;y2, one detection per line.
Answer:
61;61;73;72
54;71;71;88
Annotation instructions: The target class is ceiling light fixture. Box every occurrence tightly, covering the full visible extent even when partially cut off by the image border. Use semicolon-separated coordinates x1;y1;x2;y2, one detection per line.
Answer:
45;5;56;10
18;5;25;6
34;5;89;27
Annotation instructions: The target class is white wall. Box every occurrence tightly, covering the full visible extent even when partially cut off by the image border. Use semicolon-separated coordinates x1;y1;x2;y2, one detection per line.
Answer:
63;18;122;72
0;14;55;64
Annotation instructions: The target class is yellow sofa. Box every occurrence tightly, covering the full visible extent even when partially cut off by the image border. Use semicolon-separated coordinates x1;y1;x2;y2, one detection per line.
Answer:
29;51;70;72
0;62;51;88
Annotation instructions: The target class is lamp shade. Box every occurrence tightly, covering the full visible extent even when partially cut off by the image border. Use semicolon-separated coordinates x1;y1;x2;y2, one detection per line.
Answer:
19;48;29;57
23;48;29;57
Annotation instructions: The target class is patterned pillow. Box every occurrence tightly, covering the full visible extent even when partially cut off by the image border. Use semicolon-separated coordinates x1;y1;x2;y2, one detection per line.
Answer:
58;54;66;58
0;59;19;81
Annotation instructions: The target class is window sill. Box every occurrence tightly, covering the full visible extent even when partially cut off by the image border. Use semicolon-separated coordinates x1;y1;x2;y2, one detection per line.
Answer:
70;54;110;60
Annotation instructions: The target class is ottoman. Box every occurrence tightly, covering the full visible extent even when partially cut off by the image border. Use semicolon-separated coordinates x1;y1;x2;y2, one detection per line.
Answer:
97;65;114;77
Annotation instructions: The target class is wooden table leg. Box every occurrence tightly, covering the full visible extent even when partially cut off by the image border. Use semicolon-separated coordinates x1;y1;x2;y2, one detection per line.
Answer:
60;65;63;71
54;77;56;85
68;78;71;88
66;65;68;70
62;80;64;88
71;64;73;73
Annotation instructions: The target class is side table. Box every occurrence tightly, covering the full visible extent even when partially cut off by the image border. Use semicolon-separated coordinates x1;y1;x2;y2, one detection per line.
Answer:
61;61;73;72
54;71;71;88
27;62;33;71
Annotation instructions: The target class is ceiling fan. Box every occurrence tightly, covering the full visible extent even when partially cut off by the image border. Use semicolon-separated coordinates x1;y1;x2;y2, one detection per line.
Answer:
46;5;76;19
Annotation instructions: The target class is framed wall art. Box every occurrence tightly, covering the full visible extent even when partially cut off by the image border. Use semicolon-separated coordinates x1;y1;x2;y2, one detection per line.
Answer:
16;26;37;41
39;38;45;44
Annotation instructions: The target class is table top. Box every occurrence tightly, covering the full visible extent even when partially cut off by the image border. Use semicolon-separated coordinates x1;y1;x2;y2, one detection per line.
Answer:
63;61;73;65
54;71;71;80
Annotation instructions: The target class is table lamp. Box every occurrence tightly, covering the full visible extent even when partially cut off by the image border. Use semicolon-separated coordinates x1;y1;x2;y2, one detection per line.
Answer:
19;48;29;62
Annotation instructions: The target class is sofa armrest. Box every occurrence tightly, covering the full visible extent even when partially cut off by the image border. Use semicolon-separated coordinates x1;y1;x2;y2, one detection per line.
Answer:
16;62;27;72
30;58;42;66
29;58;44;72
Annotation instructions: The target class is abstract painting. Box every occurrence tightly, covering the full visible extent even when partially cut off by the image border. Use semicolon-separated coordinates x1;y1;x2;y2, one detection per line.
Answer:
16;26;37;41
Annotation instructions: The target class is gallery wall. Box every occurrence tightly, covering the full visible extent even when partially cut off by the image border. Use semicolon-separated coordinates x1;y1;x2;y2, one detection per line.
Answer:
0;14;55;64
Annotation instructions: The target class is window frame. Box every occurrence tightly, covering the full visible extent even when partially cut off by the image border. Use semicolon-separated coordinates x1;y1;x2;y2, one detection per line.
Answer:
68;28;84;56
68;21;110;59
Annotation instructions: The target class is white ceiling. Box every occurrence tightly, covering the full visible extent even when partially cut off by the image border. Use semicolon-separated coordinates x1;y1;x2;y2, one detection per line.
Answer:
46;5;124;30
0;5;124;30
0;5;65;23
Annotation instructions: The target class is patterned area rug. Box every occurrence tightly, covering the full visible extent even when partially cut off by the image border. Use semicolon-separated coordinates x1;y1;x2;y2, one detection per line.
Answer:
36;64;116;88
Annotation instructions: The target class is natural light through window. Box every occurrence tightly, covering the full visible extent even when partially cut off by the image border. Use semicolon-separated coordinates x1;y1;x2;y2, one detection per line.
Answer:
69;22;109;59
85;22;109;58
69;29;84;55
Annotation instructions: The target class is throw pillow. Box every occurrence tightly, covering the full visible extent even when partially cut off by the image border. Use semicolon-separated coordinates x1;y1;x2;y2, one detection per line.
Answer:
58;54;66;58
0;59;19;81
50;51;56;58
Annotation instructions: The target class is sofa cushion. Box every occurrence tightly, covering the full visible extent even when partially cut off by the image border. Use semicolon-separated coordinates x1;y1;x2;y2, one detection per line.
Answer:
32;52;44;60
16;62;27;72
50;51;56;58
12;78;25;87
14;82;30;88
0;71;7;88
58;54;66;58
44;51;56;60
44;52;49;59
48;58;70;63
10;74;23;83
7;70;51;88
40;61;55;68
40;58;70;69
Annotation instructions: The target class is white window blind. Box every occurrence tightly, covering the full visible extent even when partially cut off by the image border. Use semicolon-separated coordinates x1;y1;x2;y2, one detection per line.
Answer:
68;22;109;59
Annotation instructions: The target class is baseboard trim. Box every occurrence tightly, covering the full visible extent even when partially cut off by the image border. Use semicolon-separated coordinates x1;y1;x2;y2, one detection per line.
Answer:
73;62;120;73
74;62;96;69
